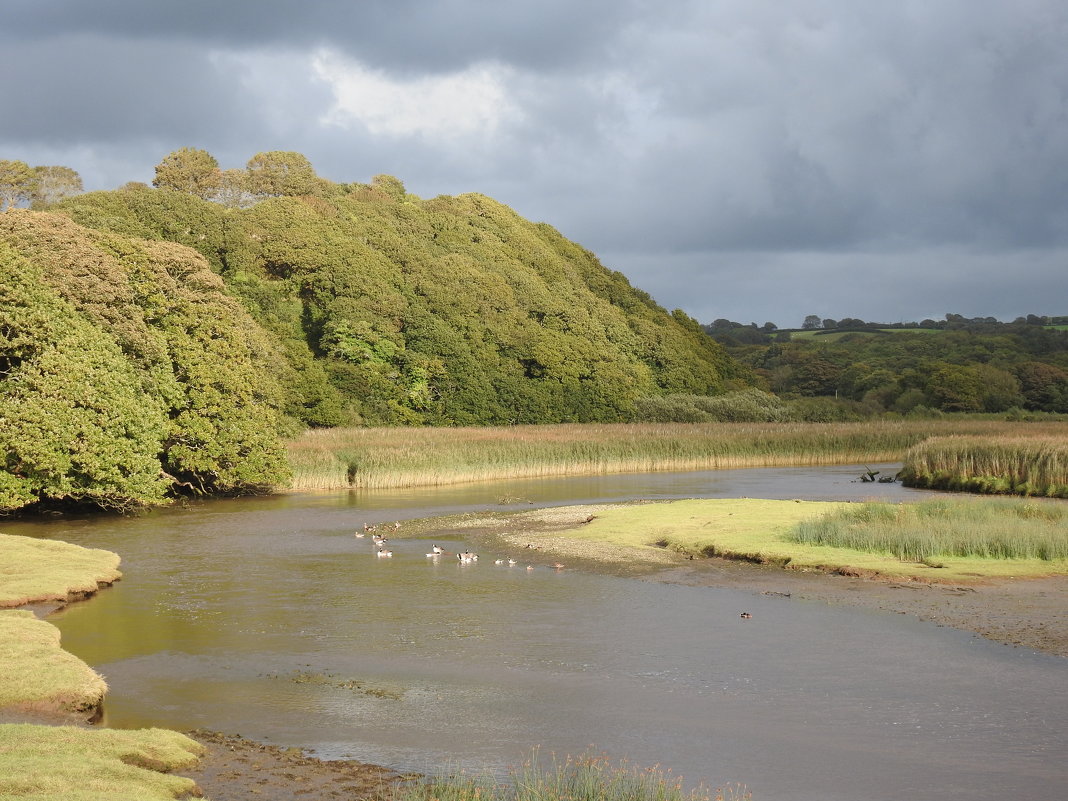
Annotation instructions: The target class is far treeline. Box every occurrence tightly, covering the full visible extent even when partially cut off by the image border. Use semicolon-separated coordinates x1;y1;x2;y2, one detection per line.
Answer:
1;149;744;513
703;316;1068;417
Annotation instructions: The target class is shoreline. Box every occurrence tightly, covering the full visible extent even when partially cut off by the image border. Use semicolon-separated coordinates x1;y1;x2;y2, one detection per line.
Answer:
434;504;1068;658
3;492;1065;800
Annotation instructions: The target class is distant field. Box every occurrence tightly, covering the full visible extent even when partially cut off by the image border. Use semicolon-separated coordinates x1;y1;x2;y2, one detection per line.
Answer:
788;328;941;340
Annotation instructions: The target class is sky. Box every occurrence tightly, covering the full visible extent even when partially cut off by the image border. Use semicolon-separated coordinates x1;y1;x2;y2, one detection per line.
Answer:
2;1;1066;329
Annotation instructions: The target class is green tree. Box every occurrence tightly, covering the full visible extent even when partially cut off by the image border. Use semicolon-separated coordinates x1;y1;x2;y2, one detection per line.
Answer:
153;147;222;198
926;364;984;412
0;160;36;211
246;151;319;197
0;240;169;511
30;165;83;208
1014;361;1068;412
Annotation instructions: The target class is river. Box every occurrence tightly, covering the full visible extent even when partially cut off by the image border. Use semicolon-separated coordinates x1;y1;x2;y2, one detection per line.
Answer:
9;464;1067;801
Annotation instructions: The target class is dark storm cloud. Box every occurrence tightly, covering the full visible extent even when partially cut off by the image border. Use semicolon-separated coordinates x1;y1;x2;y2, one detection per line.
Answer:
0;35;265;146
2;0;1065;324
2;0;638;72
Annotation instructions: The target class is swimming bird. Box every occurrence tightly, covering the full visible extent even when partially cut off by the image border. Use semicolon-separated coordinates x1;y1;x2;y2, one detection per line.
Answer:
551;563;565;570
507;558;517;566
377;549;393;558
526;565;535;571
740;612;752;619
494;559;505;565
354;532;365;538
432;545;444;554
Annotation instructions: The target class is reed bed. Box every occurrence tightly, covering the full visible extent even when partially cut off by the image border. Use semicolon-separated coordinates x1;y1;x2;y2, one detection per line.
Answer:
390;751;746;801
788;498;1068;562
901;435;1068;498
285;420;1068;491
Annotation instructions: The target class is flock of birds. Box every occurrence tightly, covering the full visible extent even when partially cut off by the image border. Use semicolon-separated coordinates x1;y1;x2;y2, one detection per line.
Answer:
355;522;564;571
355;522;752;617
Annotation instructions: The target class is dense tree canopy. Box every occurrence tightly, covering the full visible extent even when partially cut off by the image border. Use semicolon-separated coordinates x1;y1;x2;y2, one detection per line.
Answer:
245;151;320;197
0;210;290;512
153;147;222;198
56;177;740;427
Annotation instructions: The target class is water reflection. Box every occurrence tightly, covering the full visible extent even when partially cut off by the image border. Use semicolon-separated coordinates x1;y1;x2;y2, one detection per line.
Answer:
10;465;1066;801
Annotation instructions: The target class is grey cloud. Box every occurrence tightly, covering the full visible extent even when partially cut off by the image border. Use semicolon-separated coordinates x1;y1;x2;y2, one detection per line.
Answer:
0;35;263;147
1;0;1065;325
2;0;641;72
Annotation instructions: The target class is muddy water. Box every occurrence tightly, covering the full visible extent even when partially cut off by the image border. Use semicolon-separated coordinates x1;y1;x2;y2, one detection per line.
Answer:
12;465;1067;801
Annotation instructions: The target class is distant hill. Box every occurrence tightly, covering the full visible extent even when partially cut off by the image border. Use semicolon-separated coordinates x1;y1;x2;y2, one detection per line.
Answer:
0;180;742;511
704;318;1068;414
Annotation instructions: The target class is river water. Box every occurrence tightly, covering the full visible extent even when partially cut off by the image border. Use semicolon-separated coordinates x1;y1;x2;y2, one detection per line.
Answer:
10;465;1067;801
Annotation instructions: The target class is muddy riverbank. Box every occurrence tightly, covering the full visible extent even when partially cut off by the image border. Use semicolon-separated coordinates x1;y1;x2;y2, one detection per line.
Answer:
439;504;1068;658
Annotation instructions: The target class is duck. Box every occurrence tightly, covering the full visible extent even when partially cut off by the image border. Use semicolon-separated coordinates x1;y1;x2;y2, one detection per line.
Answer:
507;558;517;566
376;549;393;558
431;545;444;554
740;612;752;619
526;565;535;571
354;532;365;538
494;559;505;565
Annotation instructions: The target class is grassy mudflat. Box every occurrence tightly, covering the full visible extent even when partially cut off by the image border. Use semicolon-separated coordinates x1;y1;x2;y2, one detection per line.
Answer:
453;498;1068;583
0;534;206;801
0;724;203;801
0;610;107;721
0;534;121;608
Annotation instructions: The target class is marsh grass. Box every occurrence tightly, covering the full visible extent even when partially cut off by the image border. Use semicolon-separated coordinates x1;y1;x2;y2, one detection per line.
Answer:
789;498;1068;561
0;533;121;608
286;419;1063;490
0;610;106;715
505;497;1068;581
0;723;202;801
901;435;1068;497
390;751;746;801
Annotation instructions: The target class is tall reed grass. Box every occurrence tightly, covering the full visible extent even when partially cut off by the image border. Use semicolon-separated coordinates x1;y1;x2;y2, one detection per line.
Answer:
788;498;1068;561
900;435;1068;498
285;420;1068;491
389;751;747;801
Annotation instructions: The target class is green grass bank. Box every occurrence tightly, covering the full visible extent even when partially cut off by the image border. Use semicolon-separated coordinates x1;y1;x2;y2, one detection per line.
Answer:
531;497;1068;582
0;534;121;608
0;725;203;801
0;532;204;800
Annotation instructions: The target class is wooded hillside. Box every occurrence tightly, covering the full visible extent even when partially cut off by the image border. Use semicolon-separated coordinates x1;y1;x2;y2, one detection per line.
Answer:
56;178;739;428
0;171;740;511
0;211;289;512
